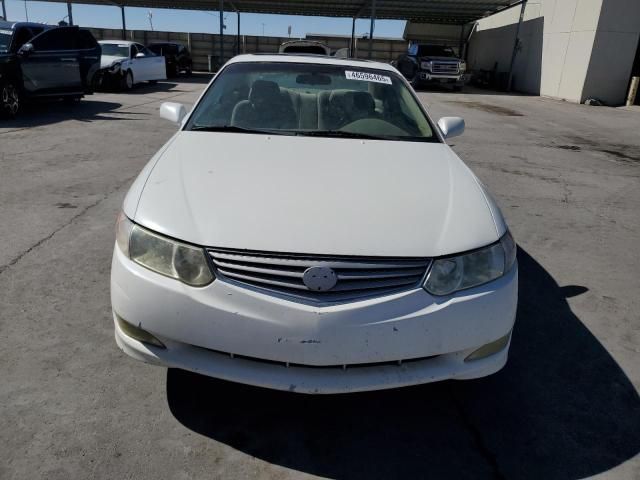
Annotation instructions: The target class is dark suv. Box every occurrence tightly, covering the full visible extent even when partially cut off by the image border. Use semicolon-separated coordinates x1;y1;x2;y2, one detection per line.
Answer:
147;42;192;78
0;21;101;116
395;44;467;91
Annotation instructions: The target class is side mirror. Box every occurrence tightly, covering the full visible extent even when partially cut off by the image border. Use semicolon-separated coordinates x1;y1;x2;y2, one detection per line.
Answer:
160;102;187;124
18;43;34;56
135;52;146;58
437;116;465;139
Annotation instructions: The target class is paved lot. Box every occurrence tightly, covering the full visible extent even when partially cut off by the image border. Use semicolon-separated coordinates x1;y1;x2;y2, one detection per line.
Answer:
1;76;639;480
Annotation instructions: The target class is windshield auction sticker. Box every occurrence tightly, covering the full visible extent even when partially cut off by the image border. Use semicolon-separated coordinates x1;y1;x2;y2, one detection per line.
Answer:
345;71;392;85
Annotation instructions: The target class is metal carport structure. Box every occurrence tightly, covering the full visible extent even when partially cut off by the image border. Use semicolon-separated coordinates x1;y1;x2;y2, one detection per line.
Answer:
0;0;524;75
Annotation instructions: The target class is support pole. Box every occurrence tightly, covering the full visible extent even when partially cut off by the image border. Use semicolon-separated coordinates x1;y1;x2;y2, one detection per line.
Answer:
627;76;639;106
120;6;126;41
507;0;527;92
1;0;6;20
368;0;376;59
66;1;73;25
237;11;240;55
350;16;356;57
219;0;224;69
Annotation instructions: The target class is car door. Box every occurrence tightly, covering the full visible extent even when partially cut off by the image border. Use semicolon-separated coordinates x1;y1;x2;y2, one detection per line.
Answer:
75;29;100;92
140;44;165;81
19;27;82;95
128;43;146;82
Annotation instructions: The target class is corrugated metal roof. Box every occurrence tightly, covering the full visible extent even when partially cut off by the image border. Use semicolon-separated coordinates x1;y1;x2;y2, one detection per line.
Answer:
45;0;521;25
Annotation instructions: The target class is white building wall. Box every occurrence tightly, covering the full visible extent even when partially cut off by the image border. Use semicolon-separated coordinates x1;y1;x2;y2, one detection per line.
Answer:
581;0;640;105
466;0;640;105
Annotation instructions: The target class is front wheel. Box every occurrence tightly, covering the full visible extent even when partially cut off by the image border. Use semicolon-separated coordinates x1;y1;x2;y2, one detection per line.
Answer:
122;70;134;91
1;82;20;117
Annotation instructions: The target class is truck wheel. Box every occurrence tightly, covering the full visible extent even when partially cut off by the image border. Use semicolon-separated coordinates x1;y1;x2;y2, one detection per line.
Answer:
1;81;20;117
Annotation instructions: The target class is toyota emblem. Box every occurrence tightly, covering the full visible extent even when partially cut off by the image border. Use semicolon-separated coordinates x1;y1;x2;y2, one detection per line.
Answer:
302;266;338;292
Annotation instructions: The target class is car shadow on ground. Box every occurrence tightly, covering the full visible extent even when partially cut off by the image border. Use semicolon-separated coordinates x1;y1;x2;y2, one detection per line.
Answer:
0;99;138;129
166;249;640;479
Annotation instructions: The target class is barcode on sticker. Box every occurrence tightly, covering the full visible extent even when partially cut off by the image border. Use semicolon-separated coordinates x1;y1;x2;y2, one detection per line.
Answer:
345;71;392;85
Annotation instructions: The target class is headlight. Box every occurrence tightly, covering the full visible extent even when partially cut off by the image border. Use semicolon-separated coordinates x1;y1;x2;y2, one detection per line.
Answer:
420;61;432;71
109;62;121;72
459;61;467;73
115;213;214;287
424;231;516;296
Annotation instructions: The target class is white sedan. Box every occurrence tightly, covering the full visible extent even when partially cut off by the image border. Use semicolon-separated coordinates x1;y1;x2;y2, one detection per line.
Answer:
111;54;518;394
98;40;166;89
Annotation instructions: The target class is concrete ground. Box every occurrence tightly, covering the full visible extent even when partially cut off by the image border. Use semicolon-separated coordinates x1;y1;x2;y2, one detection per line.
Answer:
1;76;639;480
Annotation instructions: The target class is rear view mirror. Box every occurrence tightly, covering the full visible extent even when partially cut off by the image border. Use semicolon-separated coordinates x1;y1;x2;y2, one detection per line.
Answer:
135;52;146;58
437;116;465;139
160;102;187;124
296;73;331;85
18;43;34;56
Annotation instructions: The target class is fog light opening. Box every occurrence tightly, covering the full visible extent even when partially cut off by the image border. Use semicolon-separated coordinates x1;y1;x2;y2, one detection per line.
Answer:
465;332;511;362
116;314;165;349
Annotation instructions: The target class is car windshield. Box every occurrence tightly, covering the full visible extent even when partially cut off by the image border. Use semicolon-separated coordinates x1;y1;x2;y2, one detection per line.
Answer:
0;29;12;53
416;45;456;57
186;62;437;142
100;43;129;57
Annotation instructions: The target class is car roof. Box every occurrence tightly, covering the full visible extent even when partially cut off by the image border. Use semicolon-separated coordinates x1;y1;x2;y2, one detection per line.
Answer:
226;54;397;73
99;40;135;45
0;20;53;30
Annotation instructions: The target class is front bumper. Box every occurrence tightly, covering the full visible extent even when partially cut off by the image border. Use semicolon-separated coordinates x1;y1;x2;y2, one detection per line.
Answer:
416;72;468;85
111;245;518;393
95;68;123;90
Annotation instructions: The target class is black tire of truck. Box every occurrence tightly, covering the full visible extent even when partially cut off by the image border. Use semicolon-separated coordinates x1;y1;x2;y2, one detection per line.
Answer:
1;81;20;118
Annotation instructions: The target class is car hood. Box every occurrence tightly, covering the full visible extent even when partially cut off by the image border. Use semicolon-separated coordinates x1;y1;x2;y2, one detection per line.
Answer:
130;132;503;257
420;56;460;62
100;54;126;68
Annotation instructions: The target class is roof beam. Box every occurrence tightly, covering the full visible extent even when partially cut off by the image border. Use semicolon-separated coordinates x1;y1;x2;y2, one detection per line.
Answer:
29;0;521;26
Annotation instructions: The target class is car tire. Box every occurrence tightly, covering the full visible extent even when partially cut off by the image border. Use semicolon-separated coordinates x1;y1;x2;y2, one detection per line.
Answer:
122;70;134;91
1;81;20;117
184;65;192;77
453;86;463;92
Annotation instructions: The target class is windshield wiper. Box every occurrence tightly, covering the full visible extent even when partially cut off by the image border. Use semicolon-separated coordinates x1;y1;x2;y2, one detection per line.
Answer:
295;130;387;140
189;125;293;135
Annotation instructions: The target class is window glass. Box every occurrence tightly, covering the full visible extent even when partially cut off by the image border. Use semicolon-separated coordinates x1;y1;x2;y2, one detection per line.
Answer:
31;27;77;51
10;27;41;51
100;43;129;57
139;46;155;56
186;62;436;142
0;29;14;53
415;45;457;58
76;30;97;50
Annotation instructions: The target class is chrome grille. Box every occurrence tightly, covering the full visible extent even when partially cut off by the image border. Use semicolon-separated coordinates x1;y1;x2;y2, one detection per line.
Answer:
208;249;431;302
432;62;460;75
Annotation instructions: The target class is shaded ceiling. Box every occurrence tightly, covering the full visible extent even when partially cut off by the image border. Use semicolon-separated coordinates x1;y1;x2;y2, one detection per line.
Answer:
46;0;522;25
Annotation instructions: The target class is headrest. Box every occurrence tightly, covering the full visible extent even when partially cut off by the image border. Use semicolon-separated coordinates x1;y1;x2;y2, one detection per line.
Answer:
249;80;281;106
328;90;375;113
349;91;375;113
